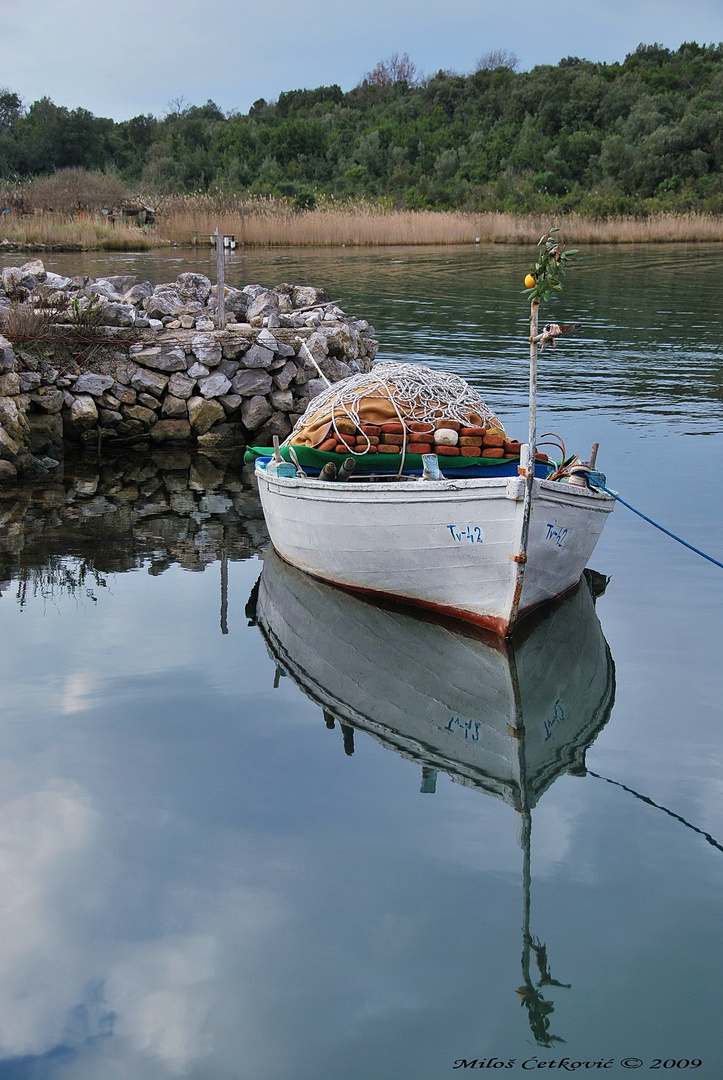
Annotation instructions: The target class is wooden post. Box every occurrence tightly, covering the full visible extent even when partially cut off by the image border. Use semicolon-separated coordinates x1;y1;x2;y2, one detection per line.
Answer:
215;227;226;330
520;297;539;560
509;297;539;632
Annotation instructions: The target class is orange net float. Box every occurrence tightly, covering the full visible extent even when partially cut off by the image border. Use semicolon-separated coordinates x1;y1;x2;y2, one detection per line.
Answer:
482;433;505;448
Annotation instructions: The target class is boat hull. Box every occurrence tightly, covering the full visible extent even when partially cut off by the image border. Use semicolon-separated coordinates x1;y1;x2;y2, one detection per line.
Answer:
255;467;614;635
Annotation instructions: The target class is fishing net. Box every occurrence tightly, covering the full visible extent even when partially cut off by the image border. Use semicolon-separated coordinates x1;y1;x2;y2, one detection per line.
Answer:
286;362;505;450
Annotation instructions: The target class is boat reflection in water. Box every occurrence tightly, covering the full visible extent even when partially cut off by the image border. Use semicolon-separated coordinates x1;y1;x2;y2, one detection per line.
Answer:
252;550;615;1047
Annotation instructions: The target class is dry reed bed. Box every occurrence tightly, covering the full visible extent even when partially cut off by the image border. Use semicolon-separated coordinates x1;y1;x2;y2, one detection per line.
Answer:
4;206;723;250
0;215;157;250
157;208;723;246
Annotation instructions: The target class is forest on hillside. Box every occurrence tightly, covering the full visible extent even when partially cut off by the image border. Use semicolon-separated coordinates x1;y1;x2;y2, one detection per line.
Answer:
3;41;723;217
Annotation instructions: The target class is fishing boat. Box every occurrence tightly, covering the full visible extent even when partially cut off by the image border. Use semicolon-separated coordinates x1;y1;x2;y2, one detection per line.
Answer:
251;235;615;637
252;364;614;636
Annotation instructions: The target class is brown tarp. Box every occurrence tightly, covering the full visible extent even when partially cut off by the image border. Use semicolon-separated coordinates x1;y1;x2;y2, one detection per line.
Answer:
286;392;505;448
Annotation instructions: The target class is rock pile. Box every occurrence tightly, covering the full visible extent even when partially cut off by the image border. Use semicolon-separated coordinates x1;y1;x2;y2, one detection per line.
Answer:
0;260;378;482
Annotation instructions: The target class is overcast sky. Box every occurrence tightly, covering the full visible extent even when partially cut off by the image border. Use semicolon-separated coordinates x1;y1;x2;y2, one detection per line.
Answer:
3;0;723;121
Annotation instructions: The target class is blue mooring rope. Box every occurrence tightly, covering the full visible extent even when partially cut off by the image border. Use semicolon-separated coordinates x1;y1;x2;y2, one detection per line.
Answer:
595;482;723;571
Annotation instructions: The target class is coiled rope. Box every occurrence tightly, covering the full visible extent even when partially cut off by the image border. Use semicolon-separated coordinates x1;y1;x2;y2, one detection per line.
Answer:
594;482;723;571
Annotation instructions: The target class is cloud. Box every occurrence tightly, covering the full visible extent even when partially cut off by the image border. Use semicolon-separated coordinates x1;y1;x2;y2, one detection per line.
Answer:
3;0;723;119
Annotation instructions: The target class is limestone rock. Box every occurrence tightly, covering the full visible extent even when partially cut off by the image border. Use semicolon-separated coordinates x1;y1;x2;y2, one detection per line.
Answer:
255;410;292;443
219;393;242;414
130;368;168;398
112;383;136;405
103;274;136;293
272;361;298;390
198;373;232;399
257;328;281;352
217;359;240;380
168;372;196;400
191;336;222;368
0;396;29;441
14;451;49;479
150;419;192;443
99;408;123;426
319;356;353;382
224;289;248;317
241;344;274;369
246;290;279;322
0;336;17;373
176;272;212;305
86;280;123;302
66;395;99;434
305;329;330;360
305;378;328;400
0;372;20;396
134;346;188;373
187;362;210;380
292;285;325;308
161;395;189;419
73;372;115;396
188;396;225;435
241;395;273;432
232;369;273;397
30;388;65;414
270;389;294;412
122;281;154;304
19;371;42;393
123;404;157;426
144;289;183;319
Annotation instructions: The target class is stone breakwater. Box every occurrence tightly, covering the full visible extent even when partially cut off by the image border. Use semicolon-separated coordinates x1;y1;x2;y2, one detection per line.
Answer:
0;260;378;483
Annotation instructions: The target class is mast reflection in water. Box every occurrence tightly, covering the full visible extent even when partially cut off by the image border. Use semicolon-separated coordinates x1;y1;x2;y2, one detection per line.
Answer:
252;550;615;1047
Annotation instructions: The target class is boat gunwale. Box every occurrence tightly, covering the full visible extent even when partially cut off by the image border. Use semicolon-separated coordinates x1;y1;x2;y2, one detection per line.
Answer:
255;464;615;506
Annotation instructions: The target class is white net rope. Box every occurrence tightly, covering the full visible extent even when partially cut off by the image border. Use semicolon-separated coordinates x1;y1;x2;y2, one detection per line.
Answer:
289;362;503;455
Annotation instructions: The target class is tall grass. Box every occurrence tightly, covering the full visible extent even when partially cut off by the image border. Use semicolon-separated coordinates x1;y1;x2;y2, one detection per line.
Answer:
4;198;723;250
156;201;723;246
0;214;159;251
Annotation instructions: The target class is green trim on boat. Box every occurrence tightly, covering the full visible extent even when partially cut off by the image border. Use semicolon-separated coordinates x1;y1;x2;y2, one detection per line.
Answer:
244;445;523;470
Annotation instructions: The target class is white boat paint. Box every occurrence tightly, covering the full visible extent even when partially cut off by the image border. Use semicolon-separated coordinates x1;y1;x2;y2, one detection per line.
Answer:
255;463;614;636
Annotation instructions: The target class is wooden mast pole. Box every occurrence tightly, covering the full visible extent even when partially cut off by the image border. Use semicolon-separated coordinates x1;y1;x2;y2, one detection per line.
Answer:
521;297;539;560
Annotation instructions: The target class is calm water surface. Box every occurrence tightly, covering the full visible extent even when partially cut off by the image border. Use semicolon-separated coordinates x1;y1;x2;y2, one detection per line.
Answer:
1;245;722;1079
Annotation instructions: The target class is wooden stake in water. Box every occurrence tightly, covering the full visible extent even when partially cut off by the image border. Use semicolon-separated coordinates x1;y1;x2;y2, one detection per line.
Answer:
215;227;226;330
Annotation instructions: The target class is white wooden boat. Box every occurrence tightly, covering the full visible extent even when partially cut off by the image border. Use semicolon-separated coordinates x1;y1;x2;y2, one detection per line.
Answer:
254;549;615;807
255;460;614;636
255;271;615;636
